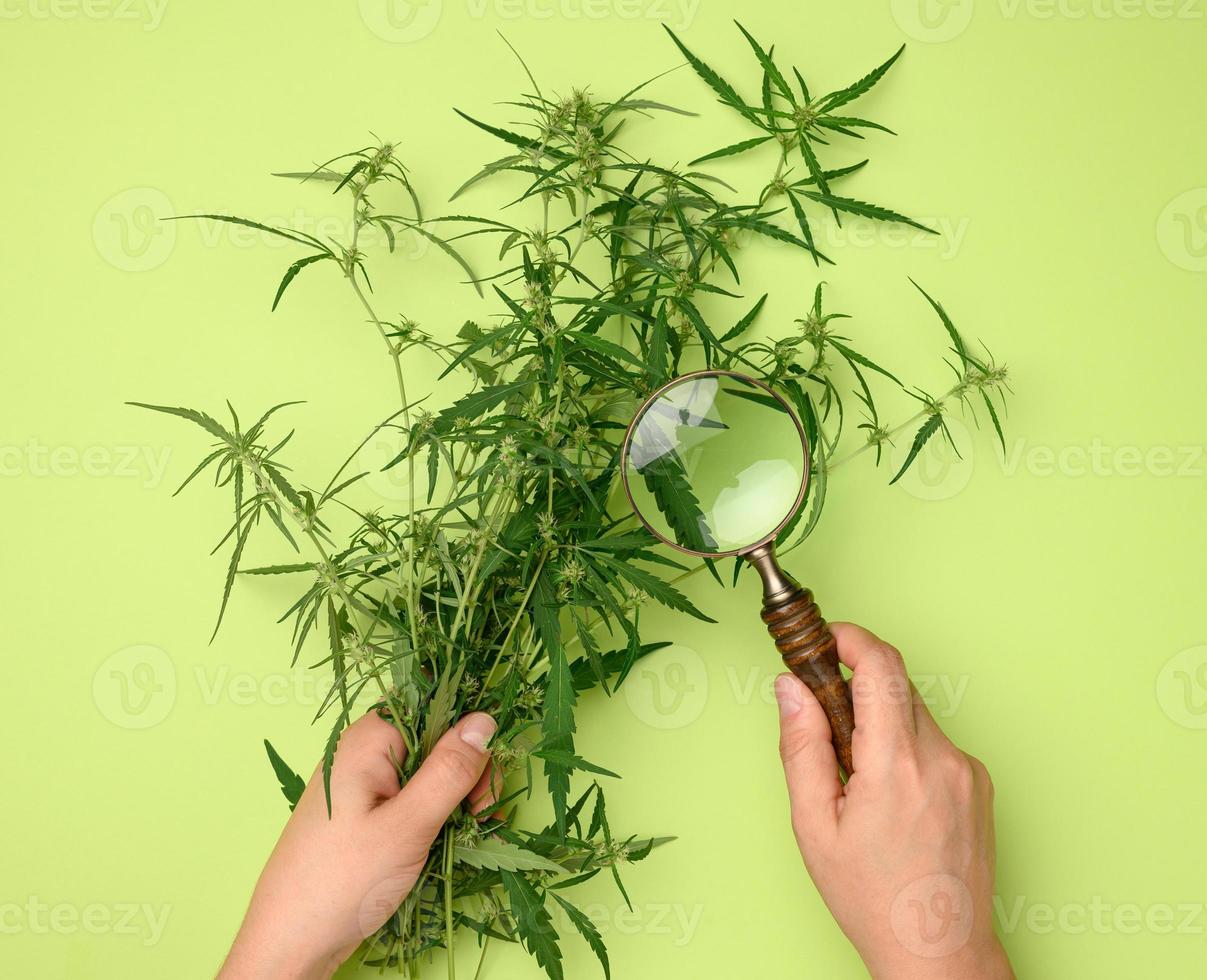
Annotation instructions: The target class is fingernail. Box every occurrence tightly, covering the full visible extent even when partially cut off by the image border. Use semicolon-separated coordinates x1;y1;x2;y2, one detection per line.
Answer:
775;674;802;718
458;713;497;752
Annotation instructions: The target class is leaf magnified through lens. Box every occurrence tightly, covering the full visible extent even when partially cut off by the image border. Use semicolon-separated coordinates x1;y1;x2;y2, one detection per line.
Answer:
624;375;808;556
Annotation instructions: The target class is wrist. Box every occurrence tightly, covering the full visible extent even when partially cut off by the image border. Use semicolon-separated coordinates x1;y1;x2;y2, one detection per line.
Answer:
868;935;1013;980
219;929;348;980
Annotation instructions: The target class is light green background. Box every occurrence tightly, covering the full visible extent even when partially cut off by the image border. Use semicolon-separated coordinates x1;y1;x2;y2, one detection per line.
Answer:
3;2;1206;978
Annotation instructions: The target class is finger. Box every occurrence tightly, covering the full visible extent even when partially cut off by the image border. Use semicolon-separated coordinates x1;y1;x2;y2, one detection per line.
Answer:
908;680;947;744
775;673;841;849
379;713;496;841
966;753;996;863
467;762;504;819
322;710;408;809
830;622;916;759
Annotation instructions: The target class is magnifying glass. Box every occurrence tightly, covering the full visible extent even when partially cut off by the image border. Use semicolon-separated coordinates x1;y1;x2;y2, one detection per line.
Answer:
621;369;856;775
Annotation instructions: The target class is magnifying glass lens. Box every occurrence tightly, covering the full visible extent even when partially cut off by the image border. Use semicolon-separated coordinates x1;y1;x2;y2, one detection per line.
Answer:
624;374;807;556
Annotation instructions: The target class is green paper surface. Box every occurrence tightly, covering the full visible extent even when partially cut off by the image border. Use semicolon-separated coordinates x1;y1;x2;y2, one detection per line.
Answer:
3;4;1206;978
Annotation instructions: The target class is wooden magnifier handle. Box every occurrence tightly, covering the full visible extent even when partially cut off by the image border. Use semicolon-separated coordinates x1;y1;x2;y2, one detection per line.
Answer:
746;543;855;776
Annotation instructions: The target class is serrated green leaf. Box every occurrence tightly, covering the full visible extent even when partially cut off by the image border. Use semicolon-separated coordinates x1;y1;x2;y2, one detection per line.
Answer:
634;445;716;554
535;570;576;835
890;412;944;484
615;99;698;116
689;135;774;166
272;253;332;311
406;223;484;297
531;750;620;779
567;331;646;370
127;402;236;446
595;555;716;623
551;894;610;980
501;871;563;980
162;213;327;251
830;339;902;386
785;191;823;266
263;739;306;811
909;278;967;359
456;839;566;874
421;660;464;756
734;21;793;101
797;190;935;234
454;108;567;158
720;294;767;343
817;45;905;112
431;380;530;437
663;26;759;125
982;389;1006;453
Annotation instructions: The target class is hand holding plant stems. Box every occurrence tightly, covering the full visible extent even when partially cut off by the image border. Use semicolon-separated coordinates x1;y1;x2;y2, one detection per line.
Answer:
136;23;1011;978
220;711;500;980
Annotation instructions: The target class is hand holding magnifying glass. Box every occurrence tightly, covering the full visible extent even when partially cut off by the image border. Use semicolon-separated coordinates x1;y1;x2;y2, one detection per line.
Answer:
621;370;856;775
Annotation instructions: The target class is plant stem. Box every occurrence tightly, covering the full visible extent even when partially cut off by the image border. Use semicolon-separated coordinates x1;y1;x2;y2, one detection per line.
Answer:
475;551;548;705
347;184;422;654
444;832;457;980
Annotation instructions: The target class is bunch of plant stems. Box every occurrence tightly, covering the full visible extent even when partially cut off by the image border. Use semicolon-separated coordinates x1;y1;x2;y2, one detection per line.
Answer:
137;24;1009;979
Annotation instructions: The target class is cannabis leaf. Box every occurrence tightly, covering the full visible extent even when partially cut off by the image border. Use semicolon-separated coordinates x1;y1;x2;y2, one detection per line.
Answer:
502;871;563;980
263;739;306;811
456;839;566;874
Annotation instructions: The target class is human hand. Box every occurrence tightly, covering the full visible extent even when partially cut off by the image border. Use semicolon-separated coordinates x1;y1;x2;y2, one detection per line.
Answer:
218;710;499;980
775;623;1014;980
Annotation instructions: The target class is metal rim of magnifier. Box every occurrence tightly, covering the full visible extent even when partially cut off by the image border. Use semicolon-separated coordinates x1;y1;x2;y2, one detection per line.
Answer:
619;369;812;560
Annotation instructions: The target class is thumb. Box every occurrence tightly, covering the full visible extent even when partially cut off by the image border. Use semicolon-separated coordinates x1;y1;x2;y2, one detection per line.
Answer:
381;712;496;842
775;673;842;849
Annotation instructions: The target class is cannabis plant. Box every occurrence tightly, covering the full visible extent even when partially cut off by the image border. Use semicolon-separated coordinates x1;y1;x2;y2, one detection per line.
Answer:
135;23;1009;979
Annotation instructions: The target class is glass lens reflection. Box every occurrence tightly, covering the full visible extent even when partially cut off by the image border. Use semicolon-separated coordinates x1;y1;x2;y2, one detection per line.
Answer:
625;375;806;555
